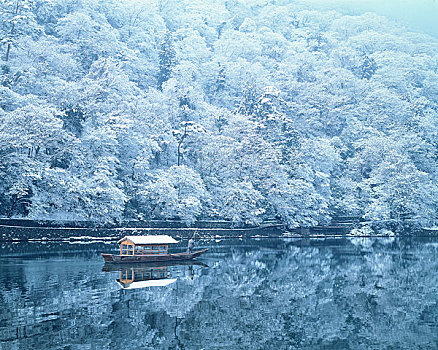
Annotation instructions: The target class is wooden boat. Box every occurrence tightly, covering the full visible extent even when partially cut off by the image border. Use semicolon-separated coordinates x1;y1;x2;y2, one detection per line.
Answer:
101;235;208;263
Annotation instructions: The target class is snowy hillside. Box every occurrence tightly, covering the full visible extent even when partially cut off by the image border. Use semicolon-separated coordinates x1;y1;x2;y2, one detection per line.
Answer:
1;0;437;228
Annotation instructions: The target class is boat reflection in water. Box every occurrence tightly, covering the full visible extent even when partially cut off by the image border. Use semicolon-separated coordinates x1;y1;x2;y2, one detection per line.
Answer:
103;261;208;290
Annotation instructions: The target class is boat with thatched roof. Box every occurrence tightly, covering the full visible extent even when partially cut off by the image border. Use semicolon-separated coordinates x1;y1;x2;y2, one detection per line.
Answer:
101;235;208;263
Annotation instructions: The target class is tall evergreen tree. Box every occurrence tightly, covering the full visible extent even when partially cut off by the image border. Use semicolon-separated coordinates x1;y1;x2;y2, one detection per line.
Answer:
158;30;176;90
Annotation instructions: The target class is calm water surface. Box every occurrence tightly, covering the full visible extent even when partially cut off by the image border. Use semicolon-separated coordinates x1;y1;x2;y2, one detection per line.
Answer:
0;237;437;349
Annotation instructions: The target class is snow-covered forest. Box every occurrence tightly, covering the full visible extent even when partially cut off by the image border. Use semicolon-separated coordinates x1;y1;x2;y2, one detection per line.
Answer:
1;0;438;227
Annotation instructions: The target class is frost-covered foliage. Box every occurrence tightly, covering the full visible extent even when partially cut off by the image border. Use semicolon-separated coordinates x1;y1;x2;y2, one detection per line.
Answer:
1;0;438;226
139;165;206;225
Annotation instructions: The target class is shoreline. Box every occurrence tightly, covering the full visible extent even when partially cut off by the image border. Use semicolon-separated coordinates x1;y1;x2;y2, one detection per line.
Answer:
0;217;435;242
0;225;435;243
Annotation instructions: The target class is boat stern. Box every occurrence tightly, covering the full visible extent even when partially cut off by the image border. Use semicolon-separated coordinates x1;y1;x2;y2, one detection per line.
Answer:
101;253;115;263
191;248;209;258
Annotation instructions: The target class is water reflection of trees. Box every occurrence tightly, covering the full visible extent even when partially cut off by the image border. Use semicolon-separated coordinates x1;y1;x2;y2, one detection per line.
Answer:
0;238;437;349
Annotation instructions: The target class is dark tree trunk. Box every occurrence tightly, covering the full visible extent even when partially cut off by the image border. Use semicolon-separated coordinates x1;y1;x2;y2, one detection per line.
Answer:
5;1;19;62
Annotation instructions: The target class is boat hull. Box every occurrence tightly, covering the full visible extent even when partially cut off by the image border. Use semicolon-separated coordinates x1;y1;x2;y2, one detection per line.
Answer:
102;260;208;272
101;248;209;263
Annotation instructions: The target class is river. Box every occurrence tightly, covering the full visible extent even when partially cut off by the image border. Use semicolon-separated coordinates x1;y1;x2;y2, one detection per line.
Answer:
0;236;437;349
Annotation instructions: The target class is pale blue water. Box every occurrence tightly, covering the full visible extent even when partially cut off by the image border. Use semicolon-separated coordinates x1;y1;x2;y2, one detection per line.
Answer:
0;237;437;349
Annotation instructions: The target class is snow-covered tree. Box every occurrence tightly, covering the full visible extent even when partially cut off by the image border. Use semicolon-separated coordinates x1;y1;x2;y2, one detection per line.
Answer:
140;165;207;224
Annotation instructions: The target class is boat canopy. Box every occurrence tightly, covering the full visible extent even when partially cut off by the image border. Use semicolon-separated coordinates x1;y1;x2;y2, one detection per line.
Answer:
117;235;179;245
